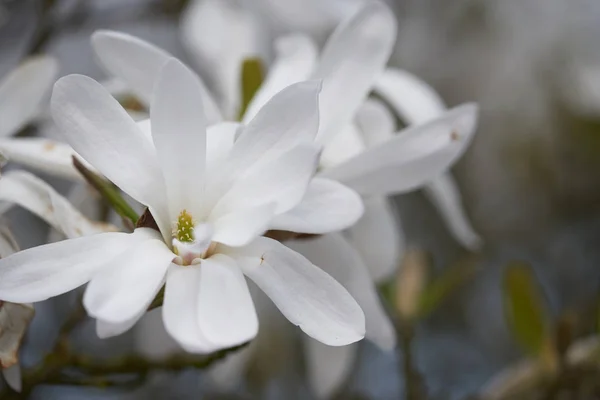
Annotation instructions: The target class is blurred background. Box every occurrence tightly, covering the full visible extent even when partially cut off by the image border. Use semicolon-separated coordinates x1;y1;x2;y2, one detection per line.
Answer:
1;0;600;399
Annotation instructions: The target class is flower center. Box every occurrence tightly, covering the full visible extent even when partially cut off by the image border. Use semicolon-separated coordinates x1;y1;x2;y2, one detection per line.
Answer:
171;210;215;266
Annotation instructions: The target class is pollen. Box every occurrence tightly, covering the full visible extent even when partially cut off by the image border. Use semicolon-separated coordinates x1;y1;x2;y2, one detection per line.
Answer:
174;209;195;243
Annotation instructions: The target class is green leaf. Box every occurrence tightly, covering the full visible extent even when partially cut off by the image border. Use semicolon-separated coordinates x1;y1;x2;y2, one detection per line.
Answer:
237;58;264;121
417;255;478;318
503;261;551;357
72;156;139;225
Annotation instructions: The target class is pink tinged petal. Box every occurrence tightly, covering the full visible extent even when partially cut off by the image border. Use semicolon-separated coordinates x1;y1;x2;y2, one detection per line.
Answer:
312;1;397;145
0;56;58;137
0;138;87;181
224;81;321;179
304;337;357;399
162;265;214;353
92;30;222;123
346;197;404;283
355;98;396;148
2;364;22;392
288;234;395;350
321;104;479;196
51;74;169;226
320;123;365;169
0;232;138;303
150;58;208;219
243;34;318;123
196;254;258;349
424;174;482;250
374;68;446;124
269;177;363;234
83;231;174;324
211;144;320;219
0;171;115;238
227;237;365;346
212;203;276;247
181;0;265;119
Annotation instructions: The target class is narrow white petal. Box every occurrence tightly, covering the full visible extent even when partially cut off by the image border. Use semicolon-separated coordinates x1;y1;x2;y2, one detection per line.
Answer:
227;237;365;346
355;98;396;148
51;74;169;228
320;123;365;169
0;56;58;137
288;234;395;350
206;122;241;168
92;30;222;123
304;338;357;399
346;197;404;283
321;104;479;196
424;174;482;250
0;138;85;181
212;203;275;247
374;68;446;124
151;58;207;219
211;144;320;218
0;232;138;303
312;2;396;145
84;232;173;323
243;34;318;122
270;177;363;234
224;81;320;179
163;265;214;353
196;254;258;348
181;0;265;119
96;312;145;339
0;171;115;238
2;364;22;392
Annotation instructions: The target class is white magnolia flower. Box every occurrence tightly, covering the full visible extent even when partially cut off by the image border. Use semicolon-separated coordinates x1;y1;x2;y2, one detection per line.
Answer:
0;57;366;353
89;2;478;397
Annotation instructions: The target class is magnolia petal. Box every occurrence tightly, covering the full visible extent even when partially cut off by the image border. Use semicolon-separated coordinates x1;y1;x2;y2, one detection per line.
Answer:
0;56;58;137
0;232;137;303
51;74;169;226
320;123;365;169
288;234;395;350
269;177;363;234
227;237;365;346
181;0;265;119
84;231;173;324
346;196;403;283
225;81;320;178
304;338;357;399
211;144;319;218
196;254;258;348
424;174;482;250
374;68;446;124
0;138;86;181
321;104;479;196
96;311;145;339
151;58;208;220
212;203;275;247
0;171;115;238
355;97;396;148
206;122;241;168
163;265;214;353
92;30;222;123
2;364;22;392
312;1;396;145
243;34;318;122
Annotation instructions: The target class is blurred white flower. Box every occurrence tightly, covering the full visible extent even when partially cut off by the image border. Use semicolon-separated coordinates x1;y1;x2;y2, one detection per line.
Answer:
0;57;366;353
374;69;483;250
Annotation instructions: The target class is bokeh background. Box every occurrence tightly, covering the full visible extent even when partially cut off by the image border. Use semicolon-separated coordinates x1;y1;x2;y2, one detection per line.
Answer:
2;0;600;399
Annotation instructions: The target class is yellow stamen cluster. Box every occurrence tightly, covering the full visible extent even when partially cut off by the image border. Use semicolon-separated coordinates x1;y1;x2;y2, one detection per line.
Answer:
174;209;194;243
